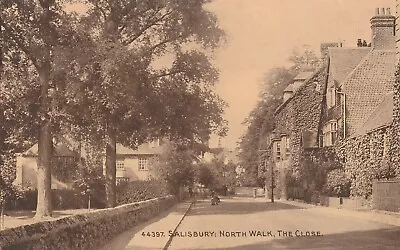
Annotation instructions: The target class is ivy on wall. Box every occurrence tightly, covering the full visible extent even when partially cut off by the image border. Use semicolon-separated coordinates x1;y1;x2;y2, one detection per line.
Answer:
344;128;394;198
390;63;400;176
273;66;327;176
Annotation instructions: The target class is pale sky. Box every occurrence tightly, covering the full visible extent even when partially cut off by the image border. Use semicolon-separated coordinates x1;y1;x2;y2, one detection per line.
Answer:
206;0;395;149
66;0;395;149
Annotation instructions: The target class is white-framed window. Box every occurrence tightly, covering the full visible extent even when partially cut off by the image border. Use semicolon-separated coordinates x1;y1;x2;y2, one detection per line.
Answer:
280;136;290;158
117;160;125;171
138;158;148;171
323;120;337;146
276;141;281;161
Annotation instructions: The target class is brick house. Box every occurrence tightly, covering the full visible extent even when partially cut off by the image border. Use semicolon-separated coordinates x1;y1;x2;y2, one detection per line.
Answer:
319;7;397;197
265;7;398;200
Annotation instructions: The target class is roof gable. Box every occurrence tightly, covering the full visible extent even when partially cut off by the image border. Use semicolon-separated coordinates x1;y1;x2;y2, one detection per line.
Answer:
23;144;78;157
342;50;396;135
352;92;393;137
274;65;327;115
328;47;370;86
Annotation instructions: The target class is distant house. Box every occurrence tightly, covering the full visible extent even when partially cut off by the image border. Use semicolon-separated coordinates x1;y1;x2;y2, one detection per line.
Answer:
15;139;163;189
108;140;162;183
14;143;78;189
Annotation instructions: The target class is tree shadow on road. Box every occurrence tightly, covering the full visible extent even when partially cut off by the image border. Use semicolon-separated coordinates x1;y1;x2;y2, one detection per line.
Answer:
203;227;400;250
98;202;188;250
188;199;303;216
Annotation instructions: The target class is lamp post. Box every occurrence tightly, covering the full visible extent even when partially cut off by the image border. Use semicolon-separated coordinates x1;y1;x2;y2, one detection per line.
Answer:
258;149;274;203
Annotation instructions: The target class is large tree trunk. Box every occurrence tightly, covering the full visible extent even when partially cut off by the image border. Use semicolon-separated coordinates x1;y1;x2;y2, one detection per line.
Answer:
35;65;53;219
105;123;116;208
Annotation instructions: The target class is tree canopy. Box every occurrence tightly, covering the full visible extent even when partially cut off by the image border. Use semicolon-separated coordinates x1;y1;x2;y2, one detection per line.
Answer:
238;46;320;186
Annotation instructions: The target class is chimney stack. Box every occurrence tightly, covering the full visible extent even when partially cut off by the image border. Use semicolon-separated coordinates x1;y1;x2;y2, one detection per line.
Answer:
370;7;395;50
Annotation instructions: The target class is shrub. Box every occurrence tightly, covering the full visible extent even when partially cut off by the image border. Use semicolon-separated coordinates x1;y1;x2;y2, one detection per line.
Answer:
9;189;105;211
324;169;350;197
116;180;169;205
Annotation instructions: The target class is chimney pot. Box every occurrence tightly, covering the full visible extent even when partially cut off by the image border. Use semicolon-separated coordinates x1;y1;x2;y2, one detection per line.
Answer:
370;7;396;50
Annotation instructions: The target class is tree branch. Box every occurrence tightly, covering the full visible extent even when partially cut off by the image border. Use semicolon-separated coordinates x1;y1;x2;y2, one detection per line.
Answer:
122;10;173;46
0;20;39;69
150;70;185;79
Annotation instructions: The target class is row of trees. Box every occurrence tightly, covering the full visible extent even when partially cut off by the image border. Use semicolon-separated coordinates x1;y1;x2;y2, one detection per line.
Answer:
238;45;320;187
0;0;227;218
151;142;238;196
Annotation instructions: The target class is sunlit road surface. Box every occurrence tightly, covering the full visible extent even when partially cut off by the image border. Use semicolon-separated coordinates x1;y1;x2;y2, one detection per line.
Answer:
167;197;400;250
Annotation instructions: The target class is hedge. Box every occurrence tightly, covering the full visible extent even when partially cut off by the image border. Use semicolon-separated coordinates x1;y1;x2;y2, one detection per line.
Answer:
116;180;169;205
6;189;105;211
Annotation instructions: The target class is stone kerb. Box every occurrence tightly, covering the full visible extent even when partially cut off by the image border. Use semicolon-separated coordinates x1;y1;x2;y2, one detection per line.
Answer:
0;195;177;250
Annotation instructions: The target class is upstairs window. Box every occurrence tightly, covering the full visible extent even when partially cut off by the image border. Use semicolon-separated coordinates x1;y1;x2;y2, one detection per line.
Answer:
138;158;148;171
327;87;336;108
117;160;125;171
276;141;281;161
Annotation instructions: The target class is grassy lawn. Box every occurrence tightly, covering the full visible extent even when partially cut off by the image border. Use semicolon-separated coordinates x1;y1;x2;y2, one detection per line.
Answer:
1;209;95;230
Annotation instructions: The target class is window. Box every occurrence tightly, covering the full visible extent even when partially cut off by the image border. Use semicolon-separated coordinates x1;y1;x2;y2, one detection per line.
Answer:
330;122;337;145
327;87;336;108
318;135;324;147
276;141;281;161
323;120;337;146
117;160;125;170
138;158;148;171
331;87;336;107
286;137;291;156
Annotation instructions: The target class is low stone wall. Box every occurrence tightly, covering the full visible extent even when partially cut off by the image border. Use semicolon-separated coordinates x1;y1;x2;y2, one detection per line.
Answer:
234;187;264;197
373;180;400;212
320;196;371;210
0;195;177;250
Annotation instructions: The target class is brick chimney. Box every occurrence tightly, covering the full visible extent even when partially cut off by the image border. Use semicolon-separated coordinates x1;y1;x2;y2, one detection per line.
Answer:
370;7;396;50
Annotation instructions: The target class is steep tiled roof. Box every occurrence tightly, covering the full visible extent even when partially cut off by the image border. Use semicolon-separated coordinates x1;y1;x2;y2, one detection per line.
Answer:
116;143;161;155
274;65;327;115
294;71;314;81
342;50;396;135
23;144;78;157
352;92;393;137
328;47;370;86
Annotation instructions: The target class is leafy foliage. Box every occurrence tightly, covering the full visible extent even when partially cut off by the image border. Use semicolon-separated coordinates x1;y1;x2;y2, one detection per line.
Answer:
324;168;350;197
116;180;169;205
238;47;320;186
344;128;394;198
149;141;195;195
391;63;400;176
196;157;237;191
